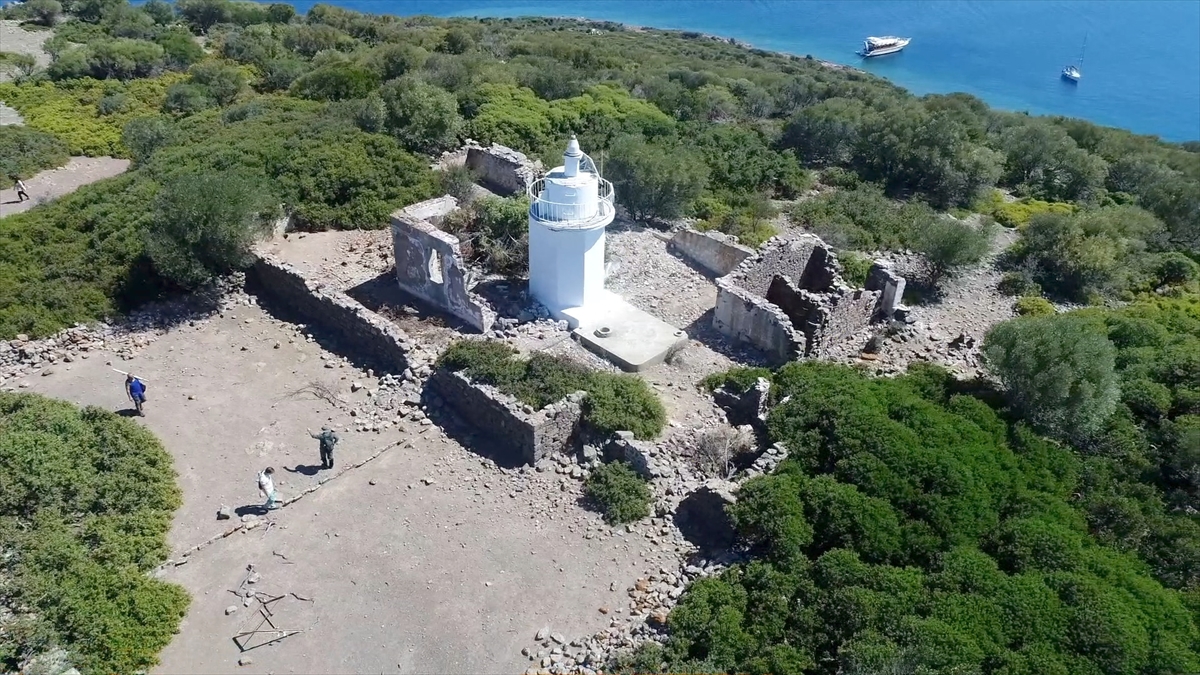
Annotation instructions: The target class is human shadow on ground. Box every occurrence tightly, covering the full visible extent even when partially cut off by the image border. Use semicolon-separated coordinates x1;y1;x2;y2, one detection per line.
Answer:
234;504;272;517
115;408;144;417
283;464;323;476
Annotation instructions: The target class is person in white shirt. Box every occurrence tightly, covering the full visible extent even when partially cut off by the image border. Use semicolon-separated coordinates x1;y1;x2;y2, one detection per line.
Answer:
11;176;29;202
258;467;278;510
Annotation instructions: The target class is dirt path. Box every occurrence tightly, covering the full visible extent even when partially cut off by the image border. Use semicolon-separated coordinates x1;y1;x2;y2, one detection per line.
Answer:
0;157;131;217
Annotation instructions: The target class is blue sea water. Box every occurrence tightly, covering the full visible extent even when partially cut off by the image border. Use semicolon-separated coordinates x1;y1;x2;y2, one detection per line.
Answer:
290;0;1200;142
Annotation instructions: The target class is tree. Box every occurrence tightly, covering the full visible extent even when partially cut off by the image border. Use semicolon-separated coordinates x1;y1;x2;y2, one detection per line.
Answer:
141;0;175;25
121;116;177;165
606;136;709;223
367;43;428;81
379;77;463;154
162;82;212;114
26;0;61;26
265;2;295;23
144;171;274;288
157;27;205;69
188;61;246;106
175;0;231;33
84;38;165;80
911;216;995;285
0;53;37;80
983;314;1121;442
289;63;379;102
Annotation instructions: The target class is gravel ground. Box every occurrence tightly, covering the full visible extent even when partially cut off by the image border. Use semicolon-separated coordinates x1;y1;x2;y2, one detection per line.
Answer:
0;157;131;217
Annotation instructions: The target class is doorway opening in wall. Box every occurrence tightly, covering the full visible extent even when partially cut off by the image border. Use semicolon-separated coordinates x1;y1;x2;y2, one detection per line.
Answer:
428;250;444;284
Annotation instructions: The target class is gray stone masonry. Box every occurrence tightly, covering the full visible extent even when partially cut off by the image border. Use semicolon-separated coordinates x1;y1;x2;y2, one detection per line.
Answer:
250;255;412;373
429;367;584;466
712;234;899;362
667;228;754;277
712;377;772;430
674;479;738;551
465;143;542;196
390;198;496;333
866;261;907;320
604;431;661;479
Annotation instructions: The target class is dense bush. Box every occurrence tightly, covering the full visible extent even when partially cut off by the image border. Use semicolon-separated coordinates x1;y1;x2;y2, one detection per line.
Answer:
0;393;188;674
1006;205;1170;302
584;462;651;525
911;216;995;284
701;366;773;394
983;313;1121;442
144;169;275;288
652;361;1200;674
606;135;708;223
977;189;1078;228
835;250;872;287
1014;295;1055;316
787;184;934;250
0;126;70;187
441;195;530;275
436;341;666;440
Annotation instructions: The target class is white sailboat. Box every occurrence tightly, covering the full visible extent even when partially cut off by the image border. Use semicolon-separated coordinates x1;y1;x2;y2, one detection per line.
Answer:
1062;34;1086;83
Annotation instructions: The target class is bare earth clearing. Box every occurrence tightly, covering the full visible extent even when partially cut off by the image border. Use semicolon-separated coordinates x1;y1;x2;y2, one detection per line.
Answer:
0;157;131;217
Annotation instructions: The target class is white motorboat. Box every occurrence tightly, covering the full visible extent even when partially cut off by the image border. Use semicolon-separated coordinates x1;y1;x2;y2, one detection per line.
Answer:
1062;34;1086;83
861;36;911;57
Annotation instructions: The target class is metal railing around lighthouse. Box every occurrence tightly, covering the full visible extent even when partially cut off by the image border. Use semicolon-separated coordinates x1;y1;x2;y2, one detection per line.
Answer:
526;177;615;230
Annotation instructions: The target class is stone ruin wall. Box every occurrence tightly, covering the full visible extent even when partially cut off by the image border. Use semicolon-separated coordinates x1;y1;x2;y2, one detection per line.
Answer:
667;229;754;277
464;143;542;197
390;197;495;333
429;367;584;466
713;234;896;362
250;254;413;373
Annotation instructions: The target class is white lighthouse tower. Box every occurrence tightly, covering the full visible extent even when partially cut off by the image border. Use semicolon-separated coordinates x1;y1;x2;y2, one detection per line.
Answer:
527;135;615;327
527;135;687;371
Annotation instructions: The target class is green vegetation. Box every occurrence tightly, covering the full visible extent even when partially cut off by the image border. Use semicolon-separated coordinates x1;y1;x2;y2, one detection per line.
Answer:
584;461;652;525
984;313;1121;442
0;0;1194;338
1014;295;1055;316
835;250;872;287
0;126;69;187
0;393;188;674
441;194;531;276
647;360;1200;674
977;189;1078;228
436;340;666;440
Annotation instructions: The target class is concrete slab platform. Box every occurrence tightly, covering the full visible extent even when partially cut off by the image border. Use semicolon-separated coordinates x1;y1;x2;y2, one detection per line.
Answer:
564;294;688;372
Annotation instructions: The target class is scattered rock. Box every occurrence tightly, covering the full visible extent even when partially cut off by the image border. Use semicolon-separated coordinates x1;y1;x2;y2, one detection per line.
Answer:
217;505;232;520
225;605;238;615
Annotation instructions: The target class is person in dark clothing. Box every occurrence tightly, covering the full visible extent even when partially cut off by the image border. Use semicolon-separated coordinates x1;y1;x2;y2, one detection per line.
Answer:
307;426;339;469
125;374;147;416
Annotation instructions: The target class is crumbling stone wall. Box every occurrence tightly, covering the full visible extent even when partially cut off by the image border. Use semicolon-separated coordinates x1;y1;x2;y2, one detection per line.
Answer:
429;368;584;465
390;199;495;333
713;280;803;363
668;228;753;277
250;255;412;373
465;143;541;196
866;261;906;319
712;234;896;361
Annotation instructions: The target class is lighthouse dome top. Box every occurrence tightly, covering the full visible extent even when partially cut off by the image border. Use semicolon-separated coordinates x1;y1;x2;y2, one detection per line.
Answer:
527;136;615;231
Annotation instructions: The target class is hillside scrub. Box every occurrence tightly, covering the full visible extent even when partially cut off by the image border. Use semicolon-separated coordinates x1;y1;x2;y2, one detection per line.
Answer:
584;462;652;525
0;126;70;187
0;393;188;674
436;341;666;440
649;360;1200;674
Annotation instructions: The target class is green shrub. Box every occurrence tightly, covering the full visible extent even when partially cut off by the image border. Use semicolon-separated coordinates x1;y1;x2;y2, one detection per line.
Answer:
0;75;184;156
911;216;995;285
998;270;1041;297
0;125;70;187
1014;296;1055;317
979;190;1078;228
584;461;651;524
584;372;666;440
437;341;666;440
0;393;188;674
837;251;872;287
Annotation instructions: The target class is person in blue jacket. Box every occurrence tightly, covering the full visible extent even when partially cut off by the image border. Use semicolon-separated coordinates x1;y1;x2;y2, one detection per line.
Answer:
125;373;147;416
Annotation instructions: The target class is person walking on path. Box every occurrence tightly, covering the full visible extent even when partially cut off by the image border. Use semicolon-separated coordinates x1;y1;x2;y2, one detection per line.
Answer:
308;426;339;470
11;176;30;202
125;373;147;416
258;467;279;510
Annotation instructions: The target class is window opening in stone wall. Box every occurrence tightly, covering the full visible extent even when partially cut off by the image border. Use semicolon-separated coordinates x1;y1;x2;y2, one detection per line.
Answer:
428;250;444;284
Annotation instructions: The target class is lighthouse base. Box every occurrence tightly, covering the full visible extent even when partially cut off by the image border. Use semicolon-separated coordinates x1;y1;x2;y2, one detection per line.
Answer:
560;291;689;372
